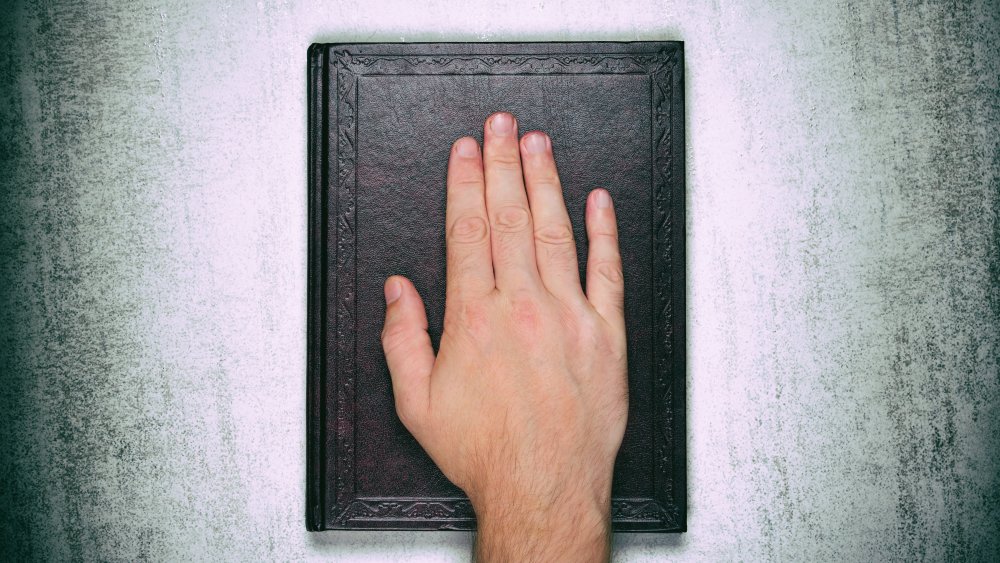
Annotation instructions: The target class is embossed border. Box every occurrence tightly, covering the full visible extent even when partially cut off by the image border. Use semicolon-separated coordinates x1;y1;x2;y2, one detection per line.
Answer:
307;42;685;532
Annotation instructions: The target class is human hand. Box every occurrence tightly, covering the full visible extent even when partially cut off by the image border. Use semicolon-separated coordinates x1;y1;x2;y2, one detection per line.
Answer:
380;111;627;562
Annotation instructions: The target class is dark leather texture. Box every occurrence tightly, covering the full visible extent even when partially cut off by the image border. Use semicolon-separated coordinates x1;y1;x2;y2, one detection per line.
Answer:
307;41;685;532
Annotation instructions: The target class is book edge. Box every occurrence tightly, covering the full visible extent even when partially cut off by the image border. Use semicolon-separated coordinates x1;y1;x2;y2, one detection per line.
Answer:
308;41;687;533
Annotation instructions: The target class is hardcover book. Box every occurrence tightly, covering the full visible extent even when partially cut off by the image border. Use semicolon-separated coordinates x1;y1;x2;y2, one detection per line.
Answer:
307;41;685;532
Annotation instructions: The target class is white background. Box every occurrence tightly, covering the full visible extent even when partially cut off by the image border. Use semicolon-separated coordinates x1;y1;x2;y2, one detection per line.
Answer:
1;0;998;560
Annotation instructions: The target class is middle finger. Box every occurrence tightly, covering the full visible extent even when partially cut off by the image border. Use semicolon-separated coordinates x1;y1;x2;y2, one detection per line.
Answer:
482;111;541;292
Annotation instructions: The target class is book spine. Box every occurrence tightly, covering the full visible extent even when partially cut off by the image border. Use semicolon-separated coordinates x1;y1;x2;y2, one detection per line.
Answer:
306;43;328;532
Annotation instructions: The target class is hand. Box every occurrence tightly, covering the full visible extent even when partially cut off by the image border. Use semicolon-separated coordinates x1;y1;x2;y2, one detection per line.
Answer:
380;111;628;562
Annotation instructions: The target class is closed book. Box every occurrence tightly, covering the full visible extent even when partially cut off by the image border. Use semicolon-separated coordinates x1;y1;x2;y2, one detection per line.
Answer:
307;41;685;532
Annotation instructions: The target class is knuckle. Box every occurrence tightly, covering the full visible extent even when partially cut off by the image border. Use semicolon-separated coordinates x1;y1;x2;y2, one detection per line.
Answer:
380;323;411;350
529;177;561;193
573;313;602;344
443;299;490;340
449;215;489;245
488;152;522;170
590;226;619;241
492;205;532;233
449;178;484;192
507;290;542;332
533;223;575;246
447;247;477;275
595;260;624;284
538;243;577;272
541;243;577;268
573;314;624;362
447;249;484;283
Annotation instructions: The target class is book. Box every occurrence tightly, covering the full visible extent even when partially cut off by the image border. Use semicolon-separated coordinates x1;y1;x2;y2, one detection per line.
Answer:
307;41;685;532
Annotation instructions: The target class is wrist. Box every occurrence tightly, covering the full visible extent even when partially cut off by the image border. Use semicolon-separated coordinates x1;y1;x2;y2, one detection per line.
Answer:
470;479;613;562
474;488;610;531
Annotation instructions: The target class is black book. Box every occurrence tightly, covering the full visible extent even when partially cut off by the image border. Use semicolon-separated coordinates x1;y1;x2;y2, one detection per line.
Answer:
307;41;686;532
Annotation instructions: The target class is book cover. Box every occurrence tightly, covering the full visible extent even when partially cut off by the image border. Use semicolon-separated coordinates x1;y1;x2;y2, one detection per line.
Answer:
307;41;685;532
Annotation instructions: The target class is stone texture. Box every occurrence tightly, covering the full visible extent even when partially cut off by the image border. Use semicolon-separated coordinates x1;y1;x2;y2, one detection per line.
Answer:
1;0;997;560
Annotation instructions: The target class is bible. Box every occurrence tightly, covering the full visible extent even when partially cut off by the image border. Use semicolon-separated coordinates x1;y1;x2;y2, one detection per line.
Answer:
307;41;685;532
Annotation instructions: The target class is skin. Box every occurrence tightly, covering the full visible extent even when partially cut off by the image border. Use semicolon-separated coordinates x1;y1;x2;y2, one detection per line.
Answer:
380;111;628;562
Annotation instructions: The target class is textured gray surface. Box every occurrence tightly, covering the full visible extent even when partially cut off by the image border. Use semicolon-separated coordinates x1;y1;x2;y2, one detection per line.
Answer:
1;0;998;561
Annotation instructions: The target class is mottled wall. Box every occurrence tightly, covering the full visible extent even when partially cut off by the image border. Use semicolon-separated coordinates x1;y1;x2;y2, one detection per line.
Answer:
1;0;997;561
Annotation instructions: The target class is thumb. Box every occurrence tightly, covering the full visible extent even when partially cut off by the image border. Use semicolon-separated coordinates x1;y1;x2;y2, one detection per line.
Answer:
380;275;434;432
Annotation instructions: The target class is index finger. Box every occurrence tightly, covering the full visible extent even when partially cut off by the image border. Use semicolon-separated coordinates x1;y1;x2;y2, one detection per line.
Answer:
445;136;495;301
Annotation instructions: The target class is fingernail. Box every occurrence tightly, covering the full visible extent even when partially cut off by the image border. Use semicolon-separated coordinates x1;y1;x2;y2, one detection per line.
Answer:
384;278;402;304
524;132;548;153
455;137;478;157
490;112;514;135
594;189;612;209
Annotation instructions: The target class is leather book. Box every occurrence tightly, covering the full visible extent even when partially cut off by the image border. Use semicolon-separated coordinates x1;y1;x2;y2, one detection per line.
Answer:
307;41;685;532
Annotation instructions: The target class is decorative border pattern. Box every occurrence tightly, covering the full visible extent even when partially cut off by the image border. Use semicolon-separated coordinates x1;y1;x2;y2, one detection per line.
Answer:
316;44;684;531
340;498;475;527
332;50;362;514
335;50;672;75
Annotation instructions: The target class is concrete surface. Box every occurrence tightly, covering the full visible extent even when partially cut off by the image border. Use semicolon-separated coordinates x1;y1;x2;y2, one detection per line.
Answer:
1;0;998;560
